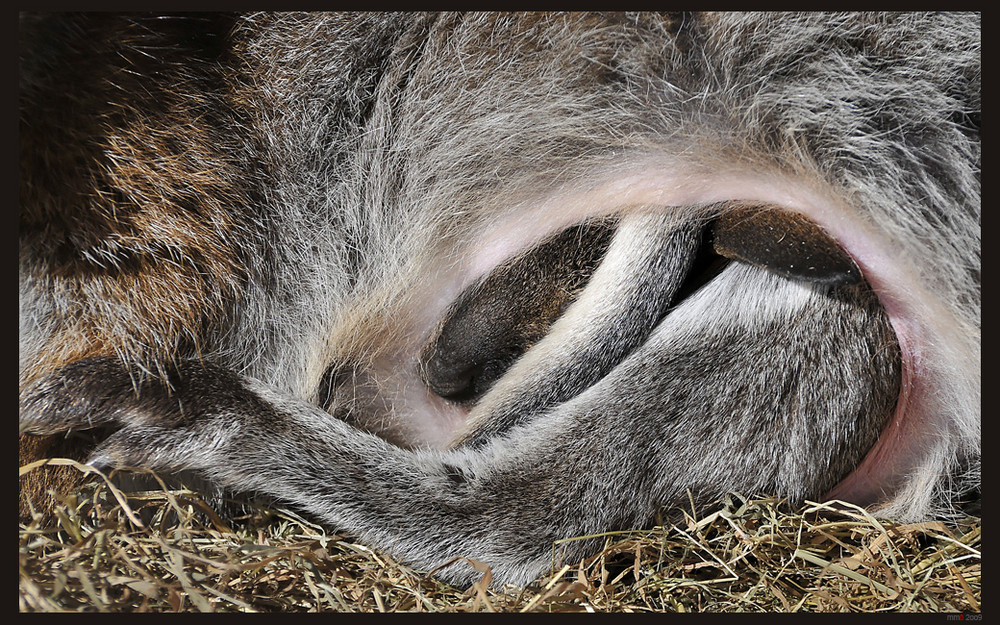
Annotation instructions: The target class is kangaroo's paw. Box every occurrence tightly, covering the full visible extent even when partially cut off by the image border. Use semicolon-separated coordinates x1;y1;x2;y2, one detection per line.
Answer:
19;357;277;473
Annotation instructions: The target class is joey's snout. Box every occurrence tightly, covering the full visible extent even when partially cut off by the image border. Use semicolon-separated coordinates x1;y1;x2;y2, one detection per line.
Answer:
419;220;615;404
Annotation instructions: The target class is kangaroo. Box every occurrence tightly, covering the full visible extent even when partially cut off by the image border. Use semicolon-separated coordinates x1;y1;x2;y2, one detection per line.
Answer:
19;12;980;587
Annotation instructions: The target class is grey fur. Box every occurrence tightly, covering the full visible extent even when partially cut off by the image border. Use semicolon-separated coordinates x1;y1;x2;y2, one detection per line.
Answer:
19;12;980;587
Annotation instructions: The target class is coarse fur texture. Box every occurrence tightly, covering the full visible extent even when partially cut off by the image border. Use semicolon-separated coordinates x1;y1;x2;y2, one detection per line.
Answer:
19;12;980;587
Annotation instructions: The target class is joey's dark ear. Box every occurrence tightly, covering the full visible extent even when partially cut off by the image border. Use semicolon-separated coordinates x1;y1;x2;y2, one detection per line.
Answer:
710;206;862;286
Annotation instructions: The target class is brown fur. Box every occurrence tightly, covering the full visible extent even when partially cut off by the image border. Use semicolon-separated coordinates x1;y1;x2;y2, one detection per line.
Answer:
19;14;255;388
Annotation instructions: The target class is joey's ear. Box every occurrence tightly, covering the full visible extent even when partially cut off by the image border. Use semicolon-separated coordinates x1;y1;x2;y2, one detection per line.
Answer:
711;206;862;286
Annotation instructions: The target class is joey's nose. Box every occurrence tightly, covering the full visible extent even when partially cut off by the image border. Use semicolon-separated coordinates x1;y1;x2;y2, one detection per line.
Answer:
423;356;476;399
423;351;516;404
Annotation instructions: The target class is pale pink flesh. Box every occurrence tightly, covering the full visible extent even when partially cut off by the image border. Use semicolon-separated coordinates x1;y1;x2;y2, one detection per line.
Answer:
395;162;937;509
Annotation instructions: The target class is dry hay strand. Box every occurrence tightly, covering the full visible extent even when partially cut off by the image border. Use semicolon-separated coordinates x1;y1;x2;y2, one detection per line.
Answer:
19;460;980;613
